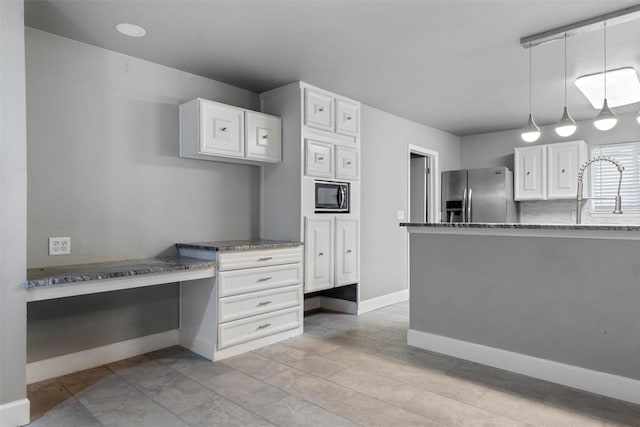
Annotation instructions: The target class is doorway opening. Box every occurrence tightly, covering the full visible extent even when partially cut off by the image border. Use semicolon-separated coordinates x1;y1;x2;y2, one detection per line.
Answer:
407;145;439;224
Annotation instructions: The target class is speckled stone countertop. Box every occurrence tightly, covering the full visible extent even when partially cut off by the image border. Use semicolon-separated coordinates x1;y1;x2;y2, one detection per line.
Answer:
175;239;303;252
400;222;640;231
26;257;217;288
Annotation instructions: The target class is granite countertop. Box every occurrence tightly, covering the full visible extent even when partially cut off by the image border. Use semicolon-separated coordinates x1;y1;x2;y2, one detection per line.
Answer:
400;222;640;231
26;256;217;288
176;239;303;252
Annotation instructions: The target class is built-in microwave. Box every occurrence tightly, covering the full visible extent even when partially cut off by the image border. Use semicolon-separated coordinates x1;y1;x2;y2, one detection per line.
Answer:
315;180;350;213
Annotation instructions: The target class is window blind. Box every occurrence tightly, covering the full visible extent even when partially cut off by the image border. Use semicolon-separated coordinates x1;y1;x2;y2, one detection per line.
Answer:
591;142;640;213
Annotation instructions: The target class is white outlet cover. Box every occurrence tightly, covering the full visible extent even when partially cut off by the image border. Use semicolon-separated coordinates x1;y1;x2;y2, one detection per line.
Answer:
49;237;71;255
397;210;405;221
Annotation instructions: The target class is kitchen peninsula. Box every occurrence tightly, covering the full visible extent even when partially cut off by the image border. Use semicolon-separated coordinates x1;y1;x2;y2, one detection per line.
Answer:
402;222;640;405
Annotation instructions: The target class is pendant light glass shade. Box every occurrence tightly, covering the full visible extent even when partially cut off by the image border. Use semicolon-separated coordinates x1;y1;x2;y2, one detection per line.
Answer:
521;114;541;142
521;44;540;143
594;21;617;131
555;33;576;137
594;98;617;130
555;107;577;136
637;110;640;124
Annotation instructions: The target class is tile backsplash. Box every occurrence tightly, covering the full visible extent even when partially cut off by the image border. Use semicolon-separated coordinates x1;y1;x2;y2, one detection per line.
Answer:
519;200;640;225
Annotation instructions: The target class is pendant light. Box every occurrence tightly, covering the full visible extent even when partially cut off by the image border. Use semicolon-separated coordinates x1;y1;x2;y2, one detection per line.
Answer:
521;43;541;142
594;21;618;131
637;110;640;124
555;33;577;137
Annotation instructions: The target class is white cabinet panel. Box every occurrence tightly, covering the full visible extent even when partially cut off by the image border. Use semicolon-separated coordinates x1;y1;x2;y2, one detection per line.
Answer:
548;141;587;200
335;99;359;137
200;100;245;158
335;217;358;286
305;89;333;131
245;111;281;163
515;145;547;200
305;140;334;178
304;217;334;293
335;146;359;181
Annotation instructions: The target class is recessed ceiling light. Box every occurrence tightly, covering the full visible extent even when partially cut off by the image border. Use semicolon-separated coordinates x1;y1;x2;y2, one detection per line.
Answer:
116;23;146;38
575;67;640;109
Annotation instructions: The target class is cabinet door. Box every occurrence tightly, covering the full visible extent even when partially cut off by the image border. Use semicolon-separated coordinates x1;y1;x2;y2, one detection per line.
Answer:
335;217;358;287
335;146;359;181
245;111;282;163
305;140;334;178
335;99;359;137
547;141;587;199
514;145;547;200
200;100;244;158
304;217;334;293
305;89;334;131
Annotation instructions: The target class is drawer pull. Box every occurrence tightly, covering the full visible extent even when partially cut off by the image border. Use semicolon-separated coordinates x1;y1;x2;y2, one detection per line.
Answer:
256;277;272;282
257;300;273;306
257;323;271;330
257;257;273;262
318;252;324;256
220;127;228;132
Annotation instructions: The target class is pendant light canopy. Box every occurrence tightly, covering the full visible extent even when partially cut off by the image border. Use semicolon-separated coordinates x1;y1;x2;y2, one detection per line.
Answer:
521;44;540;143
555;33;576;137
594;21;618;131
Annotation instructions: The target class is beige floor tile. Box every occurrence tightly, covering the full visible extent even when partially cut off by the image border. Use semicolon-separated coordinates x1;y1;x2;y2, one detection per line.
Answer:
252;394;357;427
57;366;114;395
222;352;292;380
253;342;348;378
27;378;74;422
327;367;423;406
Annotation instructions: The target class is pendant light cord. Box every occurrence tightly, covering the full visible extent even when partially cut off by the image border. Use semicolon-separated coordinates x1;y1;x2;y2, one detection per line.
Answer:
603;21;607;99
564;33;567;105
529;42;533;113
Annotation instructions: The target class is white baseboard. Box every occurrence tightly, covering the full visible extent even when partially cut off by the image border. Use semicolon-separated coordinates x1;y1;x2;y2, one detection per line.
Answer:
0;398;30;427
407;329;640;406
357;289;409;314
27;330;179;384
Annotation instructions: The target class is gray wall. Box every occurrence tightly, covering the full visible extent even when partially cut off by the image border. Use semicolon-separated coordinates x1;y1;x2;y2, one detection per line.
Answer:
0;0;28;405
360;106;460;301
26;28;260;268
460;112;640;171
410;233;640;380
25;28;261;361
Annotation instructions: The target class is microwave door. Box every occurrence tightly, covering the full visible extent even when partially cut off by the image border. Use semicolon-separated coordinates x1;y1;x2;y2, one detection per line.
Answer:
316;184;340;211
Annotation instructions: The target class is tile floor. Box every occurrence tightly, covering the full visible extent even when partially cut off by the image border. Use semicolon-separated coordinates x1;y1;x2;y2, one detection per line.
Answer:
28;301;640;426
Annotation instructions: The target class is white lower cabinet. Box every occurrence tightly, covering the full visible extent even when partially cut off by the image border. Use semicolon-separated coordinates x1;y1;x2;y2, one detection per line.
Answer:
179;246;303;361
305;215;359;293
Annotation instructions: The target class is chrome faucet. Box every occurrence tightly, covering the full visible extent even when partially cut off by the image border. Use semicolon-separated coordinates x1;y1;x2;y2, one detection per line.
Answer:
576;156;624;224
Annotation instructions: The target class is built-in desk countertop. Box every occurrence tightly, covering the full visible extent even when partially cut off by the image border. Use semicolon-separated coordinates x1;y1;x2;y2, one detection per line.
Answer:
25;257;217;302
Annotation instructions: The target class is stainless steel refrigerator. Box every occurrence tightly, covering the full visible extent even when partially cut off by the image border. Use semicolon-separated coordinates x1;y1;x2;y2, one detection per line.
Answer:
441;167;516;223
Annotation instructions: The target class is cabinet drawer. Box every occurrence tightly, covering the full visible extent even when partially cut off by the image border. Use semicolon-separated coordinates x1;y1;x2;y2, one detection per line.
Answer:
335;146;359;181
335;99;359;137
218;247;302;271
305;89;333;131
245;111;281;163
218;307;302;350
305;139;334;178
219;285;302;323
218;263;302;297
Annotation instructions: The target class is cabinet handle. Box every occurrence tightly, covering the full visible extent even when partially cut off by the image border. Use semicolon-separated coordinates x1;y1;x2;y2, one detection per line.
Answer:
262;134;269;140
318;107;324;112
347;249;352;254
317;156;325;161
257;323;271;330
220;127;228;132
346;161;352;165
257;257;272;262
561;169;566;173
258;300;273;306
345;114;352;121
318;252;324;256
526;171;531;175
256;277;272;282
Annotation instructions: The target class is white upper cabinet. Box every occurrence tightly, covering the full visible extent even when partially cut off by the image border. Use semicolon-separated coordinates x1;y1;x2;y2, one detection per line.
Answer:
305;140;334;178
245;111;281;163
335;99;359;137
547;141;587;199
305;89;334;132
304;217;334;293
514;145;547;201
200;100;245;158
335;217;358;286
335;146;359;181
179;98;281;164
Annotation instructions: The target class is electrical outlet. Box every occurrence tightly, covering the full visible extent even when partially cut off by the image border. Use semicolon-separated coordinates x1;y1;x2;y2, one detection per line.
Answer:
397;210;406;221
49;237;71;255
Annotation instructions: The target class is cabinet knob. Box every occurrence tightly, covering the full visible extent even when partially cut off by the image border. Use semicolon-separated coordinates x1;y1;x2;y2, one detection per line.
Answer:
561;169;566;173
318;156;325;161
347;249;352;254
345;115;352;121
318;252;324;256
262;134;269;140
317;106;324;112
346;161;352;165
220;127;228;132
526;171;531;175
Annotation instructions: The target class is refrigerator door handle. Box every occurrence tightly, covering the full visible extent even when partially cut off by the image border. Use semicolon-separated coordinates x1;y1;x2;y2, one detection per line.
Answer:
467;188;473;223
462;188;467;222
